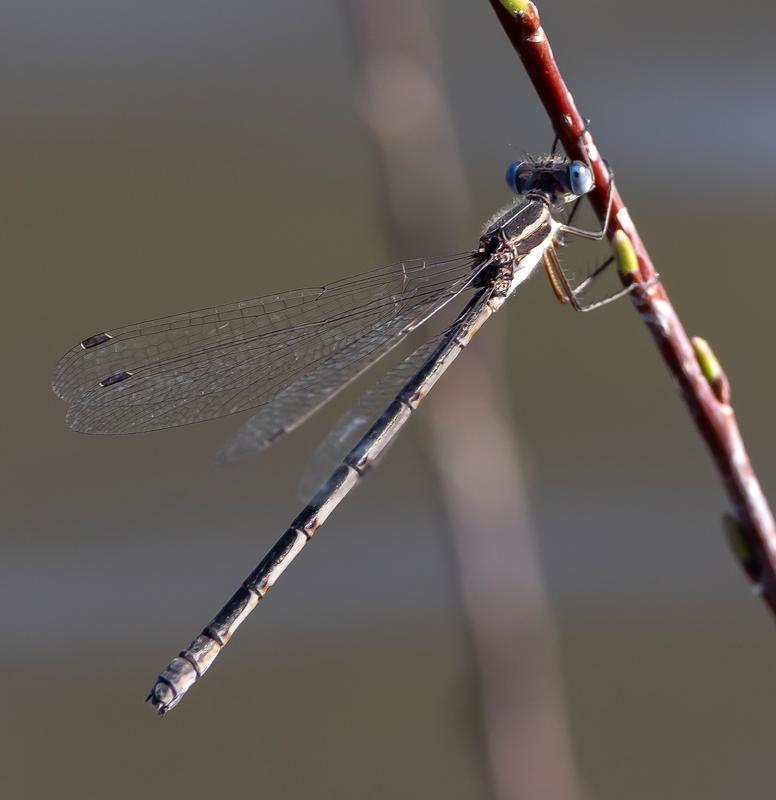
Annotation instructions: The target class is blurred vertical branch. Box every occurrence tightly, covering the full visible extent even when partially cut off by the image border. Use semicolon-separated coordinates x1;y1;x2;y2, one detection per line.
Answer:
342;2;583;798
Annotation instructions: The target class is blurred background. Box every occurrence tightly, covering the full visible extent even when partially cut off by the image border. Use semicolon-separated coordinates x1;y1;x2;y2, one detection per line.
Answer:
3;1;776;797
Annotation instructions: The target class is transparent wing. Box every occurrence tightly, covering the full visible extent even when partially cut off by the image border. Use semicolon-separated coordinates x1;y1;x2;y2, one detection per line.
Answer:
297;337;441;500
53;253;481;435
216;316;451;463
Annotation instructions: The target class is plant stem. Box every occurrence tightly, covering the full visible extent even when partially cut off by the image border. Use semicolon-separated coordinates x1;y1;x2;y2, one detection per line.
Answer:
487;0;776;613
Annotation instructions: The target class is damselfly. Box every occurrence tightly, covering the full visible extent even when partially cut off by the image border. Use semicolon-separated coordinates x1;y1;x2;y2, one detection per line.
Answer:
52;148;644;714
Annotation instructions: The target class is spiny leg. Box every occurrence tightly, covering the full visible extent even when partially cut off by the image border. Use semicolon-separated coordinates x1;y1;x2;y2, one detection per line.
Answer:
558;171;613;242
543;249;568;305
572;278;660;313
573;255;614;297
565;197;583;228
549;132;583;228
543;246;583;310
545;246;656;313
560;125;615;241
550;118;591;157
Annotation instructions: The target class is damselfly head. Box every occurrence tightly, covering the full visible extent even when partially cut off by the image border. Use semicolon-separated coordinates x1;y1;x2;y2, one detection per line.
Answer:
505;156;594;209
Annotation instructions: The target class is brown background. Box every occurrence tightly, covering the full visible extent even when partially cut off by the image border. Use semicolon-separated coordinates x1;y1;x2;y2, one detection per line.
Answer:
3;1;776;797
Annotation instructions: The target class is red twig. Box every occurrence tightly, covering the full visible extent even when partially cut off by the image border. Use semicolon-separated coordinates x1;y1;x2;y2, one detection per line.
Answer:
488;0;776;613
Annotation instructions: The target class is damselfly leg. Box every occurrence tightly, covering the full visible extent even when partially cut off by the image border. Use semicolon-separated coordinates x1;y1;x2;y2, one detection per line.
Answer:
543;247;654;313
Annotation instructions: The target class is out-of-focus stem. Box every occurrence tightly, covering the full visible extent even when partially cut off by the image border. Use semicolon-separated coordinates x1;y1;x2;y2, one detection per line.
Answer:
344;2;584;797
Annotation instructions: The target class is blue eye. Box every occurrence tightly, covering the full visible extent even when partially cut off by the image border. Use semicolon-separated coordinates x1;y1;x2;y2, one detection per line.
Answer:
568;161;594;196
505;161;524;194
